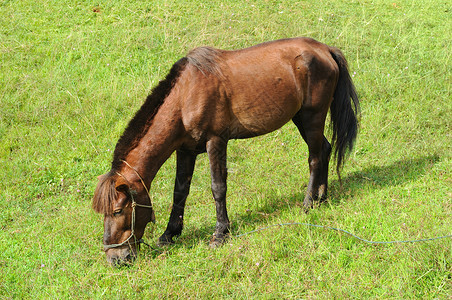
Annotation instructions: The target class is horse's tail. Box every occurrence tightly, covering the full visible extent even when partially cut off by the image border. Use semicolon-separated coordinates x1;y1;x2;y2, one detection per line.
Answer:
329;47;360;180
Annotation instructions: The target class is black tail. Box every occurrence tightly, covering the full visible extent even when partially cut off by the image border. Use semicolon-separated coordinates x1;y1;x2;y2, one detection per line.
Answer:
329;48;360;180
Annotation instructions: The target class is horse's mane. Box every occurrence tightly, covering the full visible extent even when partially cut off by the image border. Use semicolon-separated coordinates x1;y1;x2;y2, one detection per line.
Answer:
186;46;223;77
111;47;223;171
93;172;116;214
111;57;189;171
94;48;223;214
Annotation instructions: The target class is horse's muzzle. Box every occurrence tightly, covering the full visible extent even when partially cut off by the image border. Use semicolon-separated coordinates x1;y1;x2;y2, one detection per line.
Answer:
105;247;137;267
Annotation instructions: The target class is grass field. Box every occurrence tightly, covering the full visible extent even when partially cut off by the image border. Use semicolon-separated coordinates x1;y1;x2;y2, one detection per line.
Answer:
1;0;451;298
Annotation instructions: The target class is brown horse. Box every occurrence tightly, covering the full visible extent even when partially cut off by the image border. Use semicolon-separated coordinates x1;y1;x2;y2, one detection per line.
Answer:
93;37;360;266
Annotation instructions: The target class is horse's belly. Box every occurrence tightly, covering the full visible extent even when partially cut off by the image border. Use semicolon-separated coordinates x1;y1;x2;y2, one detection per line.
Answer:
222;56;305;139
229;90;301;139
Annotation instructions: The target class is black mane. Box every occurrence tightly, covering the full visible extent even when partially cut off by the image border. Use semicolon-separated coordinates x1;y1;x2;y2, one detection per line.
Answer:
186;46;223;77
111;57;188;171
110;47;223;171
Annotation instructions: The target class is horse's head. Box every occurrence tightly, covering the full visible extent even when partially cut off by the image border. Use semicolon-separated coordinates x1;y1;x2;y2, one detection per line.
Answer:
93;172;155;266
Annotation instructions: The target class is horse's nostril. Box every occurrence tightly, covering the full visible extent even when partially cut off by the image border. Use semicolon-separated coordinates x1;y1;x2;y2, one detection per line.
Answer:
111;257;129;267
109;256;120;266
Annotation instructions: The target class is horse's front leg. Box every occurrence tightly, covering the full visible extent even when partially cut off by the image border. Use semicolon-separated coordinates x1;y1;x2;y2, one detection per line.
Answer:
158;150;197;245
206;136;230;247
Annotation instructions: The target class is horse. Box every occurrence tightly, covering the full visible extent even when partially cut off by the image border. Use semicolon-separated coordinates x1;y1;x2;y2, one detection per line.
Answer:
93;37;360;266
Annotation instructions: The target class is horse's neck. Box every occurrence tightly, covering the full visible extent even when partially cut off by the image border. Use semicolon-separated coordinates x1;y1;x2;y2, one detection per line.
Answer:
125;101;182;185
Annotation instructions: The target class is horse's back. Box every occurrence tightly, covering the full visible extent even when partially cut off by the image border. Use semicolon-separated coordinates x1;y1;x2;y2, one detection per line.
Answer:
220;38;338;138
180;38;339;142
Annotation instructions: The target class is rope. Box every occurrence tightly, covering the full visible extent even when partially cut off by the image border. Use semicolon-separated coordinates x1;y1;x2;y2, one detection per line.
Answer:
109;160;450;248
103;165;154;251
234;222;452;244
120;159;152;199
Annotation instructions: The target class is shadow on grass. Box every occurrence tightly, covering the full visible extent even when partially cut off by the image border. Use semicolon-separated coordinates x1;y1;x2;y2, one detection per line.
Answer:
143;154;440;253
328;154;440;205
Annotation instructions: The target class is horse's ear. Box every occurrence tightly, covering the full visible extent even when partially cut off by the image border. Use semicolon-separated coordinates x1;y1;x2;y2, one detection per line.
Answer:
96;173;110;182
114;175;129;193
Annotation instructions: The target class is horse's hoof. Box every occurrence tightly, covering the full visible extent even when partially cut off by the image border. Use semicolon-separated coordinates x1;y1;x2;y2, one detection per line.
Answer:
157;241;173;247
303;199;313;213
157;235;175;247
209;240;222;248
209;233;227;248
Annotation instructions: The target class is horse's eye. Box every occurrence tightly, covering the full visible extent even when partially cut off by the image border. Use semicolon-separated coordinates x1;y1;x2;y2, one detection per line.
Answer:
113;209;123;216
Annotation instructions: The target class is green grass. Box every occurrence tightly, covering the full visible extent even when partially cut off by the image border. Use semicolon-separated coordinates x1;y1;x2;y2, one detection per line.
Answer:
1;0;451;298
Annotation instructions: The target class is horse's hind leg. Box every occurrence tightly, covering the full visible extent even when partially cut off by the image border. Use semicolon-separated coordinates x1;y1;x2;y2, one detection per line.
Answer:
292;109;332;211
158;150;197;245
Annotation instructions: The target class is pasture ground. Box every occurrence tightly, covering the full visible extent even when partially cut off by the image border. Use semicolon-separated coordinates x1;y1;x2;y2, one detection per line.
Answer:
1;0;451;298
